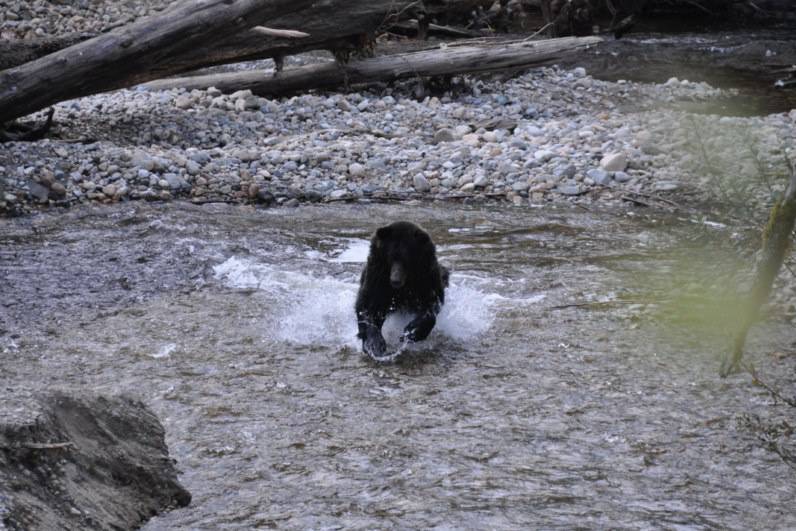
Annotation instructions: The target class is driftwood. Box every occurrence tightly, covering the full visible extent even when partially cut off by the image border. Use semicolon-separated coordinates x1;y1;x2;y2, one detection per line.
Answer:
157;0;420;76
143;36;602;96
0;33;95;70
0;0;445;123
389;20;482;39
0;0;320;123
720;160;796;377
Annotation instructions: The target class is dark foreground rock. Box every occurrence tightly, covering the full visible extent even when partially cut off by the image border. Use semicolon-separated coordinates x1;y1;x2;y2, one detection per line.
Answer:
0;392;190;530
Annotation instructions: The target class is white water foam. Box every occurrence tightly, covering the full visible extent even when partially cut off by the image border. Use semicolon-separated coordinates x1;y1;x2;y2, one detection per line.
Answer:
212;248;534;350
151;343;177;359
326;238;370;263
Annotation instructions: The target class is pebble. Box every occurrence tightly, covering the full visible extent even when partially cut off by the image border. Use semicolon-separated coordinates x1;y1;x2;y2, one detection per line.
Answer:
587;168;611;186
348;163;366;177
654;181;679;191
461;133;480;146
600;152;628;172
413;174;431;192
614;171;632;183
557;184;583;196
434;129;456;143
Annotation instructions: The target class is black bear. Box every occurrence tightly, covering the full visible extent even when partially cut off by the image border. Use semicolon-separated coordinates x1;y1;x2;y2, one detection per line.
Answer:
355;221;449;361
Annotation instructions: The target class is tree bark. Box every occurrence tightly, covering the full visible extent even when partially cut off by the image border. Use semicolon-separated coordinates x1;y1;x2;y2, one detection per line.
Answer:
0;33;96;71
720;161;796;377
160;0;420;75
143;36;602;96
0;0;317;123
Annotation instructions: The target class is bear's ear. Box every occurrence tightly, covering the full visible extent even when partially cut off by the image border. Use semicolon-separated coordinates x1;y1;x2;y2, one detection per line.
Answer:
414;229;430;244
375;226;391;241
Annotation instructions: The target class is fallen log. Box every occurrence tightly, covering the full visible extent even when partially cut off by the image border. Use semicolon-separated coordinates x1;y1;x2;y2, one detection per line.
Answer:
0;0;317;123
143;36;602;96
0;33;96;71
159;0;420;75
0;0;440;123
389;20;482;39
720;159;796;377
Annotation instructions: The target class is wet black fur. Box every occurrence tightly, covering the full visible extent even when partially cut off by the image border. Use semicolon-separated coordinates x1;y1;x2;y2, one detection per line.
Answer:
355;221;448;360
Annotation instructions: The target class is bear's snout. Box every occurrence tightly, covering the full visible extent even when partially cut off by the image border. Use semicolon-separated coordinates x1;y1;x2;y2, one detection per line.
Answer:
389;262;406;289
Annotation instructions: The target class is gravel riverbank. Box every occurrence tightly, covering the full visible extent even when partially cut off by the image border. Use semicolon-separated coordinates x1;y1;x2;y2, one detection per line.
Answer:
1;2;794;218
2;63;794;217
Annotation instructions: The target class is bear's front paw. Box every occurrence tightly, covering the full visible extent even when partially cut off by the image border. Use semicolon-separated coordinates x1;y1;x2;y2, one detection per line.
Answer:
404;314;435;342
402;328;418;343
363;333;388;360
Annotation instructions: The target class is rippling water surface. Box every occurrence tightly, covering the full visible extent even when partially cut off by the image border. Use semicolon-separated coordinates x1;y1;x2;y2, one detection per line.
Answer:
2;201;794;529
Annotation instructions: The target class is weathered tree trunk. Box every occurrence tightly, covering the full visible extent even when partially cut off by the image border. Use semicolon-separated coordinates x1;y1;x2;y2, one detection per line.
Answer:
0;0;317;123
143;36;602;96
0;0;446;123
0;33;95;70
161;0;420;75
720;161;796;377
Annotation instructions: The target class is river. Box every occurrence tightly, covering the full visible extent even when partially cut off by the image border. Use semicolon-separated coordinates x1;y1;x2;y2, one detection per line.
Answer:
2;200;795;529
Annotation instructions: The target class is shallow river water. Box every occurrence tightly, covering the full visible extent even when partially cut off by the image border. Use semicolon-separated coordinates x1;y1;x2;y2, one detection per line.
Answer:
2;201;795;529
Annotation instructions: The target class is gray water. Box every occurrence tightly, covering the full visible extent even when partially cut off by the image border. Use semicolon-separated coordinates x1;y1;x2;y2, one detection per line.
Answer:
2;201;795;529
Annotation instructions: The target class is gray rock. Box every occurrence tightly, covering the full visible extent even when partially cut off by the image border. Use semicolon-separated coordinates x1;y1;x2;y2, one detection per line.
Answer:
189;151;211;164
654;181;679;191
434;129;456;143
413;174;431;192
27;180;50;202
534;150;555;162
235;95;262;111
553;164;577;179
49;182;67;199
613;171;632;183
453;124;472;138
185;161;201;175
0;392;190;531
174;95;193;109
461;133;480;146
131;152;156;172
600;152;628;172
257;189;275;204
473;174;489;187
163;173;189;191
348;163;366;177
557;184;583;196
233;149;259;162
586;168;611;186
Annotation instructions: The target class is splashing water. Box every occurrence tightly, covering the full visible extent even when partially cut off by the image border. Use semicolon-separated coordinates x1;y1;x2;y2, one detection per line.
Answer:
212;254;505;351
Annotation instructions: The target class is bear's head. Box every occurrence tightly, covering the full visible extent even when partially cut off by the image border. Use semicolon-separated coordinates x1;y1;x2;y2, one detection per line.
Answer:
371;221;436;290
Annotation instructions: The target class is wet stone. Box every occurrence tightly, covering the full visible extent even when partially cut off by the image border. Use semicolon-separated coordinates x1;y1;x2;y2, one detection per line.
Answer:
654;181;679;191
413;174;431;192
614;171;632;183
557;184;583;196
587;168;611;186
600;152;628;172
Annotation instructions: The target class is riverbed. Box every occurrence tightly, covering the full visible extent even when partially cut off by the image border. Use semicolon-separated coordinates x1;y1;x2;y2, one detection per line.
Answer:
2;201;794;529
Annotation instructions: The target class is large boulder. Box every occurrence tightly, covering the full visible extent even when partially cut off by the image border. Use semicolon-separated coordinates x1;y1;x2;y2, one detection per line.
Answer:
0;392;190;530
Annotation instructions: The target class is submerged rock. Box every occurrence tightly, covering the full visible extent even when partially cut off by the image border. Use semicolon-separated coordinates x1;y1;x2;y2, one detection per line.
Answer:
0;392;190;530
